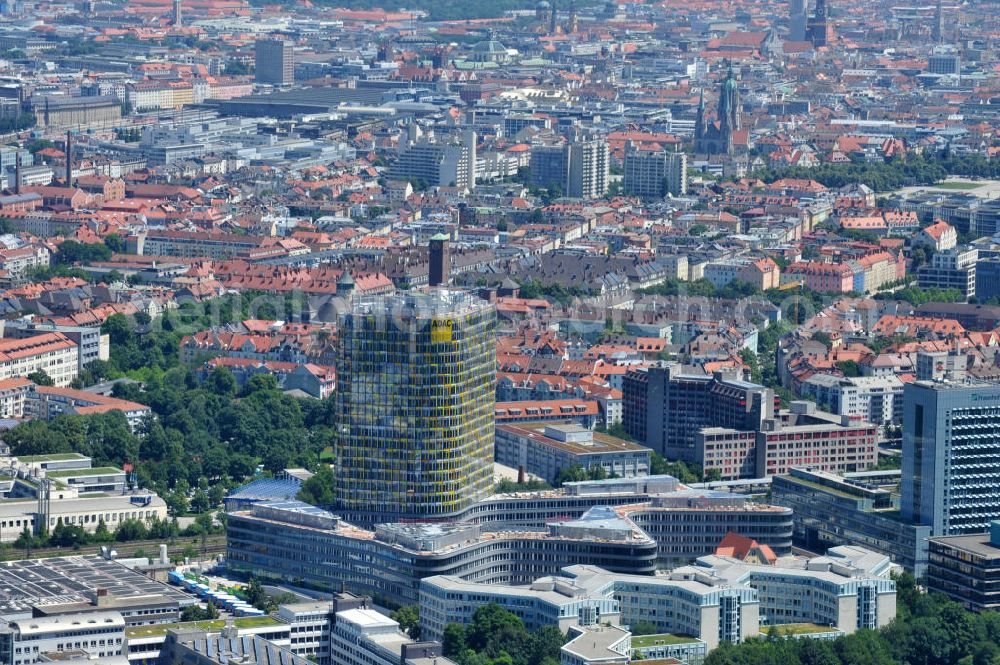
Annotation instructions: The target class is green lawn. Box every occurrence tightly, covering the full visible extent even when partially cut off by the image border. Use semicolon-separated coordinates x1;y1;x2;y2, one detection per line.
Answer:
631;633;701;648
932;181;981;190
125;616;280;639
764;623;840;636
18;453;88;462
46;466;124;478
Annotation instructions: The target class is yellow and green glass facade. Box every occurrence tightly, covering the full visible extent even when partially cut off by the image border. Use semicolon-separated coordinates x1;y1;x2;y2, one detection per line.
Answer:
334;290;496;521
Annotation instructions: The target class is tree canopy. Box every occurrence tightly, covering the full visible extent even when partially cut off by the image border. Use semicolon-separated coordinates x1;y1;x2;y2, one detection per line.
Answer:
443;604;566;665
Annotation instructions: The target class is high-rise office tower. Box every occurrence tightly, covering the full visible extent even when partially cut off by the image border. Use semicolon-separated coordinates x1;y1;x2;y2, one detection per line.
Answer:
902;380;1000;536
254;38;294;86
789;0;808;41
334;290;497;522
623;143;687;198
566;138;609;199
530;137;608;199
389;131;476;190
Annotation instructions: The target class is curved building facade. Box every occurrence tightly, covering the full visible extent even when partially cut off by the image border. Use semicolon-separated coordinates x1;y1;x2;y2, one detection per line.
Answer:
334;290;496;521
226;502;657;607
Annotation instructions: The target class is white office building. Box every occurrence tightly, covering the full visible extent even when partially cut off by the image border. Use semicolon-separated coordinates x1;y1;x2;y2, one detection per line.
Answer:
277;601;335;665
331;609;457;665
800;374;904;426
420;564;759;649
0;611;125;665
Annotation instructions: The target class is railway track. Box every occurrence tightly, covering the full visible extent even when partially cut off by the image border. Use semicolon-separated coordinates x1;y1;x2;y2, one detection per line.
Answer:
0;534;228;562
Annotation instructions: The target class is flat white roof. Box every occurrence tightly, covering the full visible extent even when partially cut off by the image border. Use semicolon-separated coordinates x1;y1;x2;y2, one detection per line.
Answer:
337;608;396;629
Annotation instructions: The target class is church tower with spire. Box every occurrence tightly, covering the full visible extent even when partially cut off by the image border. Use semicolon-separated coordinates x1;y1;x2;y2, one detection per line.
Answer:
807;0;834;46
694;61;742;156
932;0;944;43
695;88;706;145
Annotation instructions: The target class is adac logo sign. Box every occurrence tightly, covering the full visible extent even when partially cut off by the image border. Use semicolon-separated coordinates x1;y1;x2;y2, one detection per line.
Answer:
431;319;454;343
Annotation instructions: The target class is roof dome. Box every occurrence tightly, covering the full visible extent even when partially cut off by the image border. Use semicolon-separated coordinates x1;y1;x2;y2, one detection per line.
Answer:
473;40;507;54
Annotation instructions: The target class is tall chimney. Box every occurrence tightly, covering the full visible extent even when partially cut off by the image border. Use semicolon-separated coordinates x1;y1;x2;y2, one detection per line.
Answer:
65;131;72;186
14;151;21;195
428;234;450;287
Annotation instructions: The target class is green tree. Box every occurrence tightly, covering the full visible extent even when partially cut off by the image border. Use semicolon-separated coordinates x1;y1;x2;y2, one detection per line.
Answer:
181;600;220;622
649;453;702;483
190;489;211;514
630;621;659;636
392;605;421;640
14;525;33;556
115;518;148;542
208;366;237;396
244;577;269;611
740;348;762;384
297;465;335;506
443;623;467;657
50;518;88;548
27;370;54;386
553;464;589;487
835;360;862;377
104;233;125;254
93;518;112;543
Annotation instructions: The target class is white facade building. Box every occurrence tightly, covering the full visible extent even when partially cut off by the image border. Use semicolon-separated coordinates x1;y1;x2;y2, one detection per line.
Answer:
0;610;125;665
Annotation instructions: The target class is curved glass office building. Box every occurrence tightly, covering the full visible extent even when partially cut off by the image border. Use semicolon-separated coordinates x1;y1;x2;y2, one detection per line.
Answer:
334;290;496;521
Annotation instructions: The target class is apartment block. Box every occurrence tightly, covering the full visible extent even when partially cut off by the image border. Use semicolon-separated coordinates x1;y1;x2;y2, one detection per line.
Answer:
800;374;904;426
128;230;267;260
917;245;978;298
390;132;477;190
331;609;456;665
927;521;1000;612
529;138;608;199
622;143;687;198
0;332;79;386
673;545;896;633
0;611;126;664
24;385;151;432
625;366;875;480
